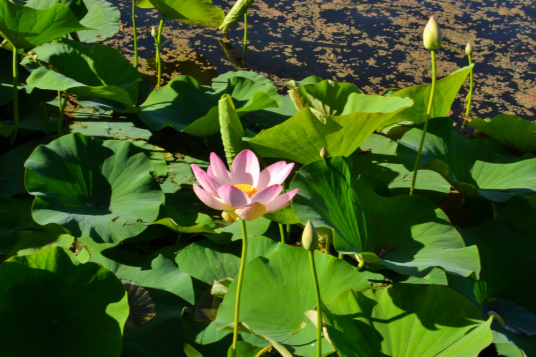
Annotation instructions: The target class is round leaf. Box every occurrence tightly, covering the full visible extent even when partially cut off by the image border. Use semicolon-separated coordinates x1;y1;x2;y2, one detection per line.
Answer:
215;247;370;347
0;246;129;357
324;284;493;357
24;132;165;243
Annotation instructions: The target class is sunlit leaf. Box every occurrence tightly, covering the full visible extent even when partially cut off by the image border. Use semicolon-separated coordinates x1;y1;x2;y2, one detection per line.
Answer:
24;132;165;243
324;285;493;357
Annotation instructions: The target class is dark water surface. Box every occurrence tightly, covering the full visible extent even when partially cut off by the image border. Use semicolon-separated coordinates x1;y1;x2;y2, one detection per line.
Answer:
106;0;536;122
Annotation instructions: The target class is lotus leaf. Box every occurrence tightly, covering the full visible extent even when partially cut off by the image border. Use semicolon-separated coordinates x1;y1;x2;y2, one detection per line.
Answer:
135;0;224;28
24;39;140;106
24;132;165;243
291;156;480;278
0;246;129;357
469;114;536;153
397;117;536;201
324;284;493;356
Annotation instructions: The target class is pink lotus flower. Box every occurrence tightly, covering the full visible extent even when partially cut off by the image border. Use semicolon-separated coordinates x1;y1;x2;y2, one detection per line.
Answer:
191;150;298;221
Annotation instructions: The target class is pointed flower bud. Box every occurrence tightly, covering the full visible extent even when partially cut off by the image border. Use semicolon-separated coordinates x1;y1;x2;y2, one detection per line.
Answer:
302;220;319;252
465;42;473;56
320;147;327;159
151;26;157;38
423;16;442;51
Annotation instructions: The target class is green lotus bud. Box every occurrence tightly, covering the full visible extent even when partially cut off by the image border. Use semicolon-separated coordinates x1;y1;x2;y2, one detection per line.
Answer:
320;147;327;159
302;220;319;252
465;42;473;56
151;26;157;38
423;16;442;51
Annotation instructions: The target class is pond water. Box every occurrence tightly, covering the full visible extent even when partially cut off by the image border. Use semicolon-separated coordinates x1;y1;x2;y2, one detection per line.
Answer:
106;0;536;123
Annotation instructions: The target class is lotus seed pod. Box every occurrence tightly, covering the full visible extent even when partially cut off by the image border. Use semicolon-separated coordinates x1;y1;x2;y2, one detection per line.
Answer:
151;26;157;38
320;147;327;159
222;210;239;223
465;42;473;56
423;16;442;51
302;220;319;252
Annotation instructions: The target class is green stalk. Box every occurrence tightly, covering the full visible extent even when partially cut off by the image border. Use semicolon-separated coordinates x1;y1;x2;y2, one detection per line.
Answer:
409;49;437;196
10;47;19;146
231;219;249;356
308;250;322;357
132;0;138;68
243;13;248;61
462;53;474;129
57;90;68;136
156;16;165;88
279;223;285;244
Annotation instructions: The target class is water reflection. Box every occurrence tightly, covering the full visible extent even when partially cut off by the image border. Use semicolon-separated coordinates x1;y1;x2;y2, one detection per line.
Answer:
106;0;535;121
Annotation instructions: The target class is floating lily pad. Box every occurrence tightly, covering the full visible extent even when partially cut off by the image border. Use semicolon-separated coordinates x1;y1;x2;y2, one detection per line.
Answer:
24;132;165;243
0;246;129;357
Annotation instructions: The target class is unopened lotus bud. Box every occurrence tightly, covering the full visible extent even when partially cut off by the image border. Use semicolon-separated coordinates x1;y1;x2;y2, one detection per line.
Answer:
465;42;473;56
151;26;157;38
320;147;327;159
423;16;442;51
302;220;319;252
222;210;239;223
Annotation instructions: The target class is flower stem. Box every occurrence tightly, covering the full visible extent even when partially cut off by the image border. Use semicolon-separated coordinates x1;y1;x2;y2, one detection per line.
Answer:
409;49;437;196
10;47;19;146
156;16;165;88
231;219;249;356
462;54;474;129
308;250;322;357
243;13;248;61
279;223;285;243
132;0;138;69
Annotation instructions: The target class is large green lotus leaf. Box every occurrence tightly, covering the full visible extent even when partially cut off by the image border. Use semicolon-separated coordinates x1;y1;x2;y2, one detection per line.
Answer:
0;246;129;357
460;221;536;315
290;157;480;278
497;193;536;233
24;132;165;243
77;0;120;42
289;79;363;115
0;0;94;49
24;39;140;105
351;133;450;201
215;247;370;349
0;136;51;196
23;0;115;42
9;223;75;257
392;65;473;124
138;73;278;137
324;285;493;357
176;235;290;287
469;114;536;153
136;0;224;28
0;197;40;255
247;96;413;165
90;253;194;340
397;117;536;201
219;0;254;34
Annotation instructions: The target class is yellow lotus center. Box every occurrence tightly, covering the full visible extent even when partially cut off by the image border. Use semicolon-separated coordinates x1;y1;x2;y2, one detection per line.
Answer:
234;184;257;197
